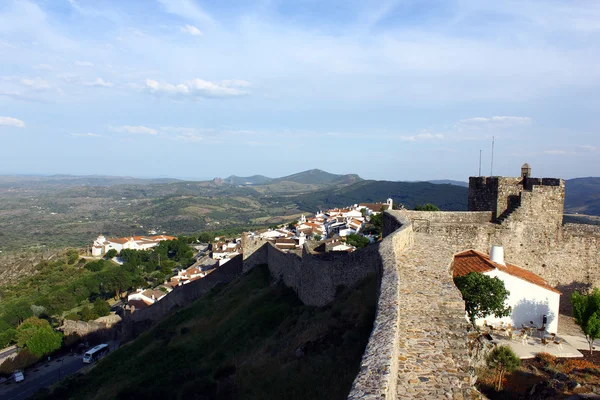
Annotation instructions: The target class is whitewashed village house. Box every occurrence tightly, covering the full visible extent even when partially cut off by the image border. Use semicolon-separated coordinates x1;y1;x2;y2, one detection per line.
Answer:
92;234;176;256
453;246;561;334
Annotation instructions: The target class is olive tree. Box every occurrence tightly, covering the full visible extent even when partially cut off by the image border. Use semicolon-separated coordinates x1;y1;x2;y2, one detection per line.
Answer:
454;272;511;326
572;288;600;353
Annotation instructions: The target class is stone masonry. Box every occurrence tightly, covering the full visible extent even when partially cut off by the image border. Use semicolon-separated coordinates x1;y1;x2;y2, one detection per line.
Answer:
123;164;599;400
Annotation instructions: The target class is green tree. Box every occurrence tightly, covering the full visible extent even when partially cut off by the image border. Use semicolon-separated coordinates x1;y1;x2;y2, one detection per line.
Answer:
0;328;17;348
85;259;111;272
66;249;79;265
454;272;511;326
17;317;49;347
104;249;118;259
313;234;322;241
572;288;600;353
369;213;383;231
486;345;520;391
198;232;215;243
80;306;98;322
346;234;370;249
26;326;63;357
93;298;111;318
288;220;298;230
100;268;134;300
64;313;81;321
414;203;440;211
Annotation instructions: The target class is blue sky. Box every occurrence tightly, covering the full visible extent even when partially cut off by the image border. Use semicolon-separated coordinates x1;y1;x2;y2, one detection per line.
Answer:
0;0;599;181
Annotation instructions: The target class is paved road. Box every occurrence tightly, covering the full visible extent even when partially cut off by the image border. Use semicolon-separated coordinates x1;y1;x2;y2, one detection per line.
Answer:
0;354;85;400
0;341;119;400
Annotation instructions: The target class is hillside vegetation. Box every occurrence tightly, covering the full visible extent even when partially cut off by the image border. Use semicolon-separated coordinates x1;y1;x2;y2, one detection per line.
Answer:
37;265;378;400
290;180;469;211
565;177;600;216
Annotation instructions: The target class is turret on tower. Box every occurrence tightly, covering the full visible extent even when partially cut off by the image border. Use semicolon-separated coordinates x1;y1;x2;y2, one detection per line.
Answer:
521;163;531;179
468;163;564;226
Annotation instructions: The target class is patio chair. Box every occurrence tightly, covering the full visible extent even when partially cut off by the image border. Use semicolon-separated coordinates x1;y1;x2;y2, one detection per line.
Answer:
520;331;528;345
553;337;563;350
540;337;549;348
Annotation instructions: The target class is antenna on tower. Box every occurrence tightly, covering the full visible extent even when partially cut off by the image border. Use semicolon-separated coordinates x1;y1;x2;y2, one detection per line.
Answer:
478;150;482;176
490;136;495;176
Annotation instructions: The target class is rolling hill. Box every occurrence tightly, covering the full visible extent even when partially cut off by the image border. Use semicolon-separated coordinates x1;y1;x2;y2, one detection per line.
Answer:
223;175;273;185
288;180;469;211
271;169;362;185
565;177;600;216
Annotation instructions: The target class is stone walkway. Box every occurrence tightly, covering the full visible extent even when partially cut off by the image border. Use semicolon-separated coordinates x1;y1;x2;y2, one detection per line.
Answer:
395;233;481;399
489;332;583;359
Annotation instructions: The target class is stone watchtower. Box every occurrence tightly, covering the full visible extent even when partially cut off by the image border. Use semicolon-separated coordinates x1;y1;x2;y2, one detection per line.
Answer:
468;164;565;226
521;163;531;179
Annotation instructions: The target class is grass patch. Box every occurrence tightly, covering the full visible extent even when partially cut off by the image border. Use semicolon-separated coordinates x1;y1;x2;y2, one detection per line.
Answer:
37;265;378;400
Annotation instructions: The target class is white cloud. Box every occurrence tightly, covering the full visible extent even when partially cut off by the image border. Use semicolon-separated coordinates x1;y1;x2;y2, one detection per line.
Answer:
0;116;25;128
71;132;104;137
458;116;532;125
398;132;444;142
180;24;203;36
112;125;158;135
143;78;250;99
84;78;114;88
20;77;51;90
544;150;570;155
580;145;598;152
75;60;94;67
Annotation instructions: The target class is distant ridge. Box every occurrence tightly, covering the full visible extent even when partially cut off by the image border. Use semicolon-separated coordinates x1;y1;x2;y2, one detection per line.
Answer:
427;180;469;187
271;169;362;185
289;180;469;211
224;174;273;185
0;174;181;188
565;177;600;216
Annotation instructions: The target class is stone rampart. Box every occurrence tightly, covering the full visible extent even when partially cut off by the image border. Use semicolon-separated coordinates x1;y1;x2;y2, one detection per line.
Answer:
123;255;243;327
347;212;412;399
348;211;481;399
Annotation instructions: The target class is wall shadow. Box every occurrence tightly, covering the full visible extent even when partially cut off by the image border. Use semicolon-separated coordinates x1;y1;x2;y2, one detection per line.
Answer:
555;281;592;316
512;298;556;328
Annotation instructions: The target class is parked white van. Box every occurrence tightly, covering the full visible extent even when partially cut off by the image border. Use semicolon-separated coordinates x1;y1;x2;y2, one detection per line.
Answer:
13;369;24;383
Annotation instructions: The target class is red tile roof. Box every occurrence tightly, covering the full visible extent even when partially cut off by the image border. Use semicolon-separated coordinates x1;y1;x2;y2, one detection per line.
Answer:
453;250;561;294
128;299;151;310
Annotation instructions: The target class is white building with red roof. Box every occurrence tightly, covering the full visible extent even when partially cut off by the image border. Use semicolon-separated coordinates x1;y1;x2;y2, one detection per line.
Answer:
453;246;561;333
91;234;176;256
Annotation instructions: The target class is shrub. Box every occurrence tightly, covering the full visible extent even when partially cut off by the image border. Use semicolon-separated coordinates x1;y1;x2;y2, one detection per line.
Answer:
66;249;79;265
93;298;111;318
486;345;520;391
64;313;81;321
0;348;40;374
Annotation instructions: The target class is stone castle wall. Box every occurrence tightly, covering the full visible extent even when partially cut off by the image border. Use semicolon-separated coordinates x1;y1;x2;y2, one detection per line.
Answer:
241;235;383;306
121;255;244;337
120;168;599;399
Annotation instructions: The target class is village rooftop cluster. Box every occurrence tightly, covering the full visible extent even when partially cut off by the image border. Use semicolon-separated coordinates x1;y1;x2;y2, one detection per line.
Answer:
89;199;393;311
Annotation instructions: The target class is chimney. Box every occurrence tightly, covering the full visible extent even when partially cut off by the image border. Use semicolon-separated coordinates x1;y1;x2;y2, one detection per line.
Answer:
490;245;505;265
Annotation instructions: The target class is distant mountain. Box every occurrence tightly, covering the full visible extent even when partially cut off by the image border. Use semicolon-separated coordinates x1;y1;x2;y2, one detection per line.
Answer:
271;169;362;185
289;180;468;211
224;174;273;185
427;180;469;187
565;177;600;216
